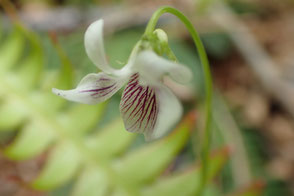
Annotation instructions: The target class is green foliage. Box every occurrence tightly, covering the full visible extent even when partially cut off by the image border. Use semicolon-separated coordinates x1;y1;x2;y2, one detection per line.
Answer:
201;32;232;59
227;0;261;15
0;24;230;196
228;181;265;196
263;180;292;196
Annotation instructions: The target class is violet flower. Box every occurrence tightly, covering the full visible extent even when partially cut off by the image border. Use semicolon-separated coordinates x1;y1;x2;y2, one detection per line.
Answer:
52;19;192;140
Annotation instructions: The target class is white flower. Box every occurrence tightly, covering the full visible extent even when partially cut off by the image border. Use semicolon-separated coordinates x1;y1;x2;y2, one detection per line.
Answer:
52;19;192;141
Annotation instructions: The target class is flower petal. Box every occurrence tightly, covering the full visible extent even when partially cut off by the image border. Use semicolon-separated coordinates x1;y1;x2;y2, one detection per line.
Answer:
84;19;115;73
52;73;125;104
145;85;183;141
134;50;192;84
120;74;182;141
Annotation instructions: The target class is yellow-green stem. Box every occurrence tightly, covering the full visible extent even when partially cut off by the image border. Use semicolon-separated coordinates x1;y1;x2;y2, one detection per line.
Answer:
144;6;213;196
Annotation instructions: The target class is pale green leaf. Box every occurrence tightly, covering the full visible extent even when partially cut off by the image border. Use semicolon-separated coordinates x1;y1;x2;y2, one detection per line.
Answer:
113;114;195;186
16;27;44;89
141;147;230;196
203;184;222;196
0;99;28;131
85;118;135;160
0;25;25;72
52;38;74;90
228;181;264;196
36;92;67;114
17;53;43;89
32;141;81;190
4;120;56;160
71;166;109;196
111;188;135;196
63;103;107;135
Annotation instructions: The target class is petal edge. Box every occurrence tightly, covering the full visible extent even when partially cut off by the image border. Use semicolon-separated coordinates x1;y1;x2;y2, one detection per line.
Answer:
84;19;114;73
53;73;125;104
135;51;192;85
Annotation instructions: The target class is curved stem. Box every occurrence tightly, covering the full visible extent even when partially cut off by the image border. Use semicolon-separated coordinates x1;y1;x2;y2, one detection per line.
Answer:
145;6;213;196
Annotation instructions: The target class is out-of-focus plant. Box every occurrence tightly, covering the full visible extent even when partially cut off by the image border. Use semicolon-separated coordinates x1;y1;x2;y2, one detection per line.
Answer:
0;1;266;195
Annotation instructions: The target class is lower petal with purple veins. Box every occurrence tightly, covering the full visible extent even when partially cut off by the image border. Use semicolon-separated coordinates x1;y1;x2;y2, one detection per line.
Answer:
120;74;159;134
120;74;183;141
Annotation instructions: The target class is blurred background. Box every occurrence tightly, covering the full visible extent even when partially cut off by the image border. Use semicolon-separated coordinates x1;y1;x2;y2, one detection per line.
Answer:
0;0;293;196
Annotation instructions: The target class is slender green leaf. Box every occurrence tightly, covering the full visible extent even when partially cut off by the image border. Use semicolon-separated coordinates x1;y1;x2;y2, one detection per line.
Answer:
85;118;135;160
141;147;230;196
71;166;109;196
32;141;81;190
16;27;44;89
4;120;56;160
51;35;74;90
63;103;107;135
0;25;25;72
228;181;265;196
0;99;28;131
114;114;196;186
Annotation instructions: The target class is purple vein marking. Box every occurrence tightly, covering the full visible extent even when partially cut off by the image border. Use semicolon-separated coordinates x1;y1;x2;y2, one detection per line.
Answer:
121;73;159;133
79;84;115;93
98;77;111;82
79;83;117;98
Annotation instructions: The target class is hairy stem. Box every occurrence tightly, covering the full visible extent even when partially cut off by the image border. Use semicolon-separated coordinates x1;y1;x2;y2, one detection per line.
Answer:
144;6;213;195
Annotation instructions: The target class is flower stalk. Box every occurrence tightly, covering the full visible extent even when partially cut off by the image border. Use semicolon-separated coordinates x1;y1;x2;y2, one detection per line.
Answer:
144;6;213;195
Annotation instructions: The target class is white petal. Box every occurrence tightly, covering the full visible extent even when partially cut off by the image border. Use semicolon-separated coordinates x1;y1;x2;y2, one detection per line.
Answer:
145;85;183;140
52;73;125;104
84;19;114;73
134;50;192;84
119;74;182;141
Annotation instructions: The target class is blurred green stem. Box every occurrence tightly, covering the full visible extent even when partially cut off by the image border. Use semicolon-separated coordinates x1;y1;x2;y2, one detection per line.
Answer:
144;6;213;196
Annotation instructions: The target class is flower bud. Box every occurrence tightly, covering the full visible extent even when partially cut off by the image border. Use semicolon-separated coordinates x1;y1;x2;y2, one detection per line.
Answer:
154;29;168;45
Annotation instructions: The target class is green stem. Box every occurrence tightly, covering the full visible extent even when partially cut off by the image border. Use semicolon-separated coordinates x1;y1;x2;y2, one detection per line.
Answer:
145;6;213;196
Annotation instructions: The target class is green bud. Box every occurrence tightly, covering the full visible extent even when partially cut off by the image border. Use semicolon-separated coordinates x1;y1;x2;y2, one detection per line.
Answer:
153;29;168;45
